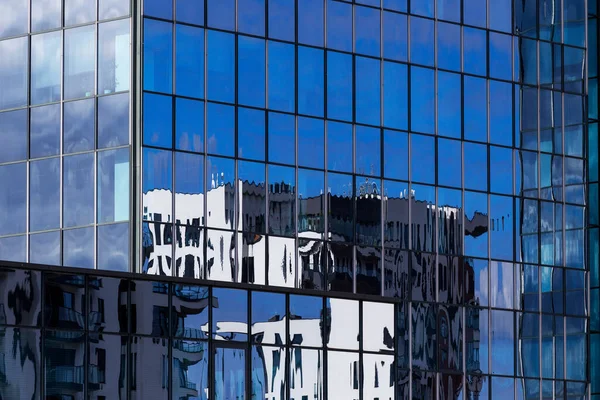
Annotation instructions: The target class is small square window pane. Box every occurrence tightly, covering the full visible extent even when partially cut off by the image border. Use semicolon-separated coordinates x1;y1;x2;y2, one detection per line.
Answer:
65;0;96;26
238;0;265;36
30;231;61;265
268;0;294;41
207;0;234;30
144;0;173;19
176;0;204;25
63;227;95;269
99;0;129;19
0;0;28;39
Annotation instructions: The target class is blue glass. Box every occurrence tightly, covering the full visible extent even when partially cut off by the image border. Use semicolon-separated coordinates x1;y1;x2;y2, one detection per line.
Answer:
356;56;380;126
176;97;204;153
298;47;324;117
238;0;265;36
489;0;512;32
238;107;265;161
98;223;129;272
437;22;461;72
30;157;60;232
438;138;461;188
383;11;407;62
463;27;487;77
268;41;295;113
298;0;323;47
176;24;204;98
464;191;488;258
298;117;324;169
328;121;352;173
0;109;27;163
251;291;285;342
30;104;60;159
383;130;408;181
212;288;248;341
63;227;95;268
490;32;513;81
31;31;61;105
327;51;352;122
383;62;408;130
437;71;461;139
464;142;488;191
64;153;95;228
327;0;352;52
411;134;434;184
175;152;204;223
268;0;294;41
32;0;61;32
98;148;130;223
0;0;28;39
383;0;406;12
64;99;95;154
0;235;26;262
207;102;234;157
207;31;235;103
463;0;486;28
176;0;204;25
355;6;380;57
410;17;434;67
144;19;173;94
98;92;130;148
30;231;60;266
356;126;380;177
490;146;513;195
464;76;487;142
145;0;173;19
411;0;433;17
411;67;434;134
268;112;294;165
491;310;514;376
0;36;28;110
99;19;131;94
0;162;26;236
207;0;234;30
143;148;173;219
238;36;266;108
490;81;513;146
144;93;173;148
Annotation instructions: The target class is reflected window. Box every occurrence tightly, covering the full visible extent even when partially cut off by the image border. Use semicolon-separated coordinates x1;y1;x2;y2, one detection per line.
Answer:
298;169;324;237
143;148;173;223
0;268;42;326
99;19;131;94
98;148;130;223
412;303;436;370
251;292;285;344
175;152;204;225
31;31;61;105
268;165;295;236
238;160;266;233
328;242;353;293
328;172;354;243
289;294;322;347
267;236;296;287
0;36;28;110
206;156;235;229
173;284;209;339
464;191;488;258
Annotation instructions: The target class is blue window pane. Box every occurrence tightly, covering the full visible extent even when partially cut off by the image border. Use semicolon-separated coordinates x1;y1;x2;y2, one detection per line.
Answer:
464;76;488;142
437;71;461;139
99;19;131;94
30;157;60;232
176;97;204;153
32;0;61;32
298;0;323;47
383;61;408;130
411;0;433;17
268;0;294;41
490;81;513;146
411;67;434;134
437;22;461;72
207;102;234;157
327;0;352;52
64;99;95;154
238;0;265;36
411;134;434;184
207;30;234;103
437;0;460;22
438;138;461;188
238;107;265;161
143;148;173;220
464;142;488;191
383;0;406;12
0;109;27;163
98;92;130;149
298;117;324;169
489;0;512;32
383;11;407;62
238;36;266;108
0;163;26;236
268;112;294;165
464;27;487;76
30;104;60;159
383;130;408;180
144;93;173;148
0;236;26;262
145;0;173;19
464;191;488;258
490;146;513;195
490;32;513;81
98;223;129;272
30;231;60;265
355;6;380;57
298;47;324;118
327;51;352;122
463;0;486;28
356;57;380;126
328;121;352;173
0;0;28;39
98;148;130;223
64;227;95;269
31;31;61;105
268;41;295;113
0;37;28;110
208;0;234;30
176;25;204;98
356;125;381;176
64;153;95;228
410;17;434;67
175;152;204;224
176;0;204;25
144;19;173;94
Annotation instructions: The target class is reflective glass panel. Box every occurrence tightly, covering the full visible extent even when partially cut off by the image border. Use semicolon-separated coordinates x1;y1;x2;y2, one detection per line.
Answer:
98;222;129;272
214;347;245;400
238;107;265;161
356;56;380;126
172;284;209;339
268;0;294;41
98;92;130;148
0;109;27;163
268;41;295;113
30;157;60;232
0;268;42;326
63;226;95;269
207;30;234;103
176;0;204;25
65;0;95;26
64;153;95;228
176;97;204;153
144;93;173;148
99;0;130;19
212;288;247;341
176;24;204;99
31;31;62;105
327;351;359;399
144;18;173;94
207;0;234;30
64;99;95;154
31;0;61;32
0;0;28;39
64;25;96;100
238;36;266;108
0;36;28;110
99;19;131;94
251;291;285;345
98;148;130;223
363;302;394;352
238;0;265;36
207;102;234;157
327;51;352;121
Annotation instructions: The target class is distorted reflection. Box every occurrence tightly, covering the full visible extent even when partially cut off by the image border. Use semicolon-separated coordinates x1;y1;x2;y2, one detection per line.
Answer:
363;302;394;353
252;345;285;399
0;327;41;399
0;268;41;326
238;232;265;284
289;348;323;399
412;303;436;370
173;284;209;340
327;351;359;400
0;37;27;111
325;298;358;350
130;336;170;400
173;340;209;400
327;242;353;292
214;347;245;400
289;295;323;347
130;280;169;337
362;353;394;399
298;239;326;290
251;292;285;345
411;252;435;302
356;246;381;295
90;334;127;399
213;288;247;341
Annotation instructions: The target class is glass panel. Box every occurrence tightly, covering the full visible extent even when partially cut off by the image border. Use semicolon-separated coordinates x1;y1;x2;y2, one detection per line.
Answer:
355;6;380;57
363;302;394;352
298;0;323;46
65;0;95;26
383;131;408;181
99;19;131;94
129;336;169;399
355;126;381;177
298;168;324;238
383;61;408;130
438;138;461;188
97;222;129;272
383;11;407;62
214;347;245;400
207;0;234;30
491;310;514;375
31;0;61;32
145;0;173;19
465;191;488;258
238;107;264;161
65;25;96;100
89;334;127;398
384;247;409;298
268;164;295;236
0;109;27;163
238;160;266;233
144;19;173;94
30;103;60;158
207;102;234;157
63;153;94;228
143;148;173;223
411;134;434;184
437;22;460;72
206;156;234;230
268;41;295;113
410;17;434;66
437;71;461;139
464;76;487;143
0;327;41;397
0;235;26;262
143;93;172;148
89;276;128;334
175;152;203;225
99;0;130;19
411;252;436;302
172;340;209;398
44;272;86;330
268;0;294;41
268;111;294;165
327;298;359;350
31;31;62;105
356;56;380;126
0;268;42;326
298;239;326;290
328;172;353;242
64;99;95;153
289;348;322;399
98;148;130;223
98;92;130;148
0;36;28;110
63;226;95;269
267;236;296;288
411;68;434;134
176;24;204;98
45;331;86;397
176;97;204;152
327;0;352;52
207;30;234;103
238;36;266;108
0;0;28;39
327;51;352;121
176;0;204;25
438;254;464;304
213;288;247;341
463;27;486;76
30;157;60;232
172;283;209;339
238;0;265;36
298;117;324;169
298;47;324;117
289;294;322;347
490;81;513;147
363;356;398;396
251;292;285;345
327;351;359;399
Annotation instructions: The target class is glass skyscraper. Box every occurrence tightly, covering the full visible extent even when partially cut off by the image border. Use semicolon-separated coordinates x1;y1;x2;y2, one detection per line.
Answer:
0;0;596;399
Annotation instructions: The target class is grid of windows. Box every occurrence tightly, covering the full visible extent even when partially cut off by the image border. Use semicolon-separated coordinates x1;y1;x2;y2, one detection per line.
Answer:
0;1;132;270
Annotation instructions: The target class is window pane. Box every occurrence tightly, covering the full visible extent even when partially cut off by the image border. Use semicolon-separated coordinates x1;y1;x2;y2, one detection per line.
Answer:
383;130;407;180
464;0;486;28
411;67;434;134
238;0;265;36
0;36;28;110
490;32;513;81
437;0;460;22
268;41;295;113
32;0;61;32
145;0;173;19
356;57;380;126
464;27;487;76
175;25;204;98
64;153;95;228
327;0;352;52
268;165;295;236
438;138;461;188
0;0;28;39
298;47;324;117
98;222;129;271
437;22;460;72
268;111;294;165
383;11;407;62
0;109;27;163
327;51;352;122
207;0;234;30
0;235;26;262
327;121;352;173
0;162;26;235
30;103;60;158
238;36;266;108
30;157;60;232
65;0;95;26
206;156;234;229
464;76;488;142
238;107;265;161
298;0;323;47
176;97;204;152
176;0;204;25
98;92;130;148
30;230;60;265
99;0;129;19
464;142;488;191
31;31;61;105
298;168;324;236
98;148;130;223
207;102;234;157
238;160;266;233
355;6;380;57
144;19;173;94
298;117;324;169
489;0;512;32
410;17;434;67
212;288;247;341
143;93;172;148
143;148;173;222
64;99;95;153
437;71;461;139
490;80;513;146
268;0;294;41
411;134;434;184
65;25;96;100
175;152;203;224
383;61;408;130
207;30;234;103
99;19;131;94
356;125;380;176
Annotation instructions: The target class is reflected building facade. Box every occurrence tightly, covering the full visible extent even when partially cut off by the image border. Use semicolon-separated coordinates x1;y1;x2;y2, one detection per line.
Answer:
0;0;597;399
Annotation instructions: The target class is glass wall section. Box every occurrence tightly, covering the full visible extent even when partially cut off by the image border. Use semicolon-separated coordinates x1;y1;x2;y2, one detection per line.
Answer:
0;2;132;271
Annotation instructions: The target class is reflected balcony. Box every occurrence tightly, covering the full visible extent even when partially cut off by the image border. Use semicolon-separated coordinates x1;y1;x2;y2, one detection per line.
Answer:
174;327;206;340
46;365;85;391
152;282;169;294
45;330;85;342
173;340;206;354
57;306;85;329
0;304;5;336
174;286;209;302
